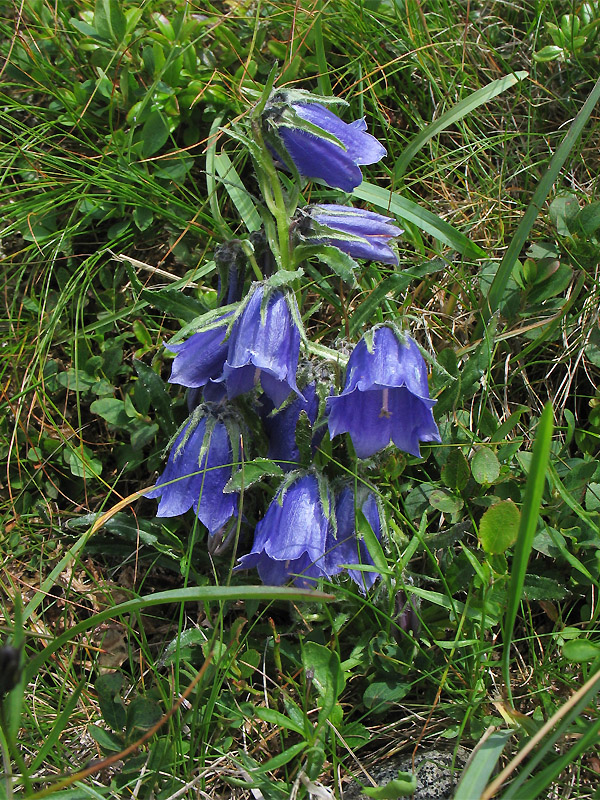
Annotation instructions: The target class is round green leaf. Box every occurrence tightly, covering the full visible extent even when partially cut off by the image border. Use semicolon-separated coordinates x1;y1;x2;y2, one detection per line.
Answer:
471;447;500;484
429;488;463;515
562;638;600;662
478;500;520;554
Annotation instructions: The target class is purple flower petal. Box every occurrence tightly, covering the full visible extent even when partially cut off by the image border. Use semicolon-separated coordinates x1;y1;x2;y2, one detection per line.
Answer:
167;313;232;388
222;286;301;406
236;473;331;587
326;327;440;458
269;98;386;191
325;487;382;591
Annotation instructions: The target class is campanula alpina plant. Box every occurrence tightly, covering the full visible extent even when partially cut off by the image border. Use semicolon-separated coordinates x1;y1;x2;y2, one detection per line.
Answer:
145;407;240;537
262;88;386;192
145;77;445;599
221;282;303;407
236;472;333;587
295;204;402;264
327;326;441;458
325;485;383;592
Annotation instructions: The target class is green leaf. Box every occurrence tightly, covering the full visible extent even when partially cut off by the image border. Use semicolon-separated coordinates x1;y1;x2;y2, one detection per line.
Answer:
429;488;463;515
139;288;206;322
363;680;410;713
349;273;412;336
533;45;565;61
90;398;129;427
441;449;470;491
471;447;501;484
94;0;126;43
64;445;103;478
454;730;512;800
353;182;486;259
562;638;600;662
315;246;358;285
95;673;126;732
133;360;174;431
140;110;170;157
393;71;528;179
302;641;345;729
133;206;153;231
88;724;124;752
478;500;520;554
363;773;418;798
126;697;162;733
224;458;284;493
57;368;97;392
250;741;307;773
254;707;305;736
574;201;600;234
70;18;106;41
502;403;554;695
523;574;568;601
214;151;262;232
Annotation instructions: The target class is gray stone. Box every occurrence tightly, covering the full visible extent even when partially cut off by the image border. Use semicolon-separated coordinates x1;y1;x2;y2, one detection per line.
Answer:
343;747;469;799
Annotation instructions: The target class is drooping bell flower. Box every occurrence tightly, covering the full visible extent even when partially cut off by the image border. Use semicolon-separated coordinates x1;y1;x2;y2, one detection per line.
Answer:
236;472;332;588
325;486;382;592
145;408;239;536
263;90;386;192
221;284;302;408
297;204;401;265
261;382;321;469
327;326;441;459
167;312;232;389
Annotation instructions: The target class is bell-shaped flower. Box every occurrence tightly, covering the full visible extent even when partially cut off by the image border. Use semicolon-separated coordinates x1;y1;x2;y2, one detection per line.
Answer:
325;486;382;592
221;284;301;408
145;409;239;536
298;204;401;265
167;312;232;389
327;327;441;459
261;382;322;469
236;473;332;587
264;90;386;192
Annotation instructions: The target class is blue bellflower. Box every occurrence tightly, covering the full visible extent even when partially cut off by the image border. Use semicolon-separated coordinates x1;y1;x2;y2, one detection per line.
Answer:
145;412;238;536
327;327;441;459
236;473;332;587
300;204;401;265
266;93;386;192
325;487;382;592
221;285;301;408
167;312;232;389
261;382;321;469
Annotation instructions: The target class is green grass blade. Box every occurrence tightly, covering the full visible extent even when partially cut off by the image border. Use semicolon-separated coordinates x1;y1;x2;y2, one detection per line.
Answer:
393;71;528;180
353;182;485;259
492;669;600;799
504;717;600;799
314;3;332;97
454;729;513;800
502;403;554;699
483;74;600;321
29;682;85;772
25;585;333;682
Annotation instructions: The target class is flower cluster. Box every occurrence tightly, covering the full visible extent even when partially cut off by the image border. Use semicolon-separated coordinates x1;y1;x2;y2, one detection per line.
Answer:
145;87;442;592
